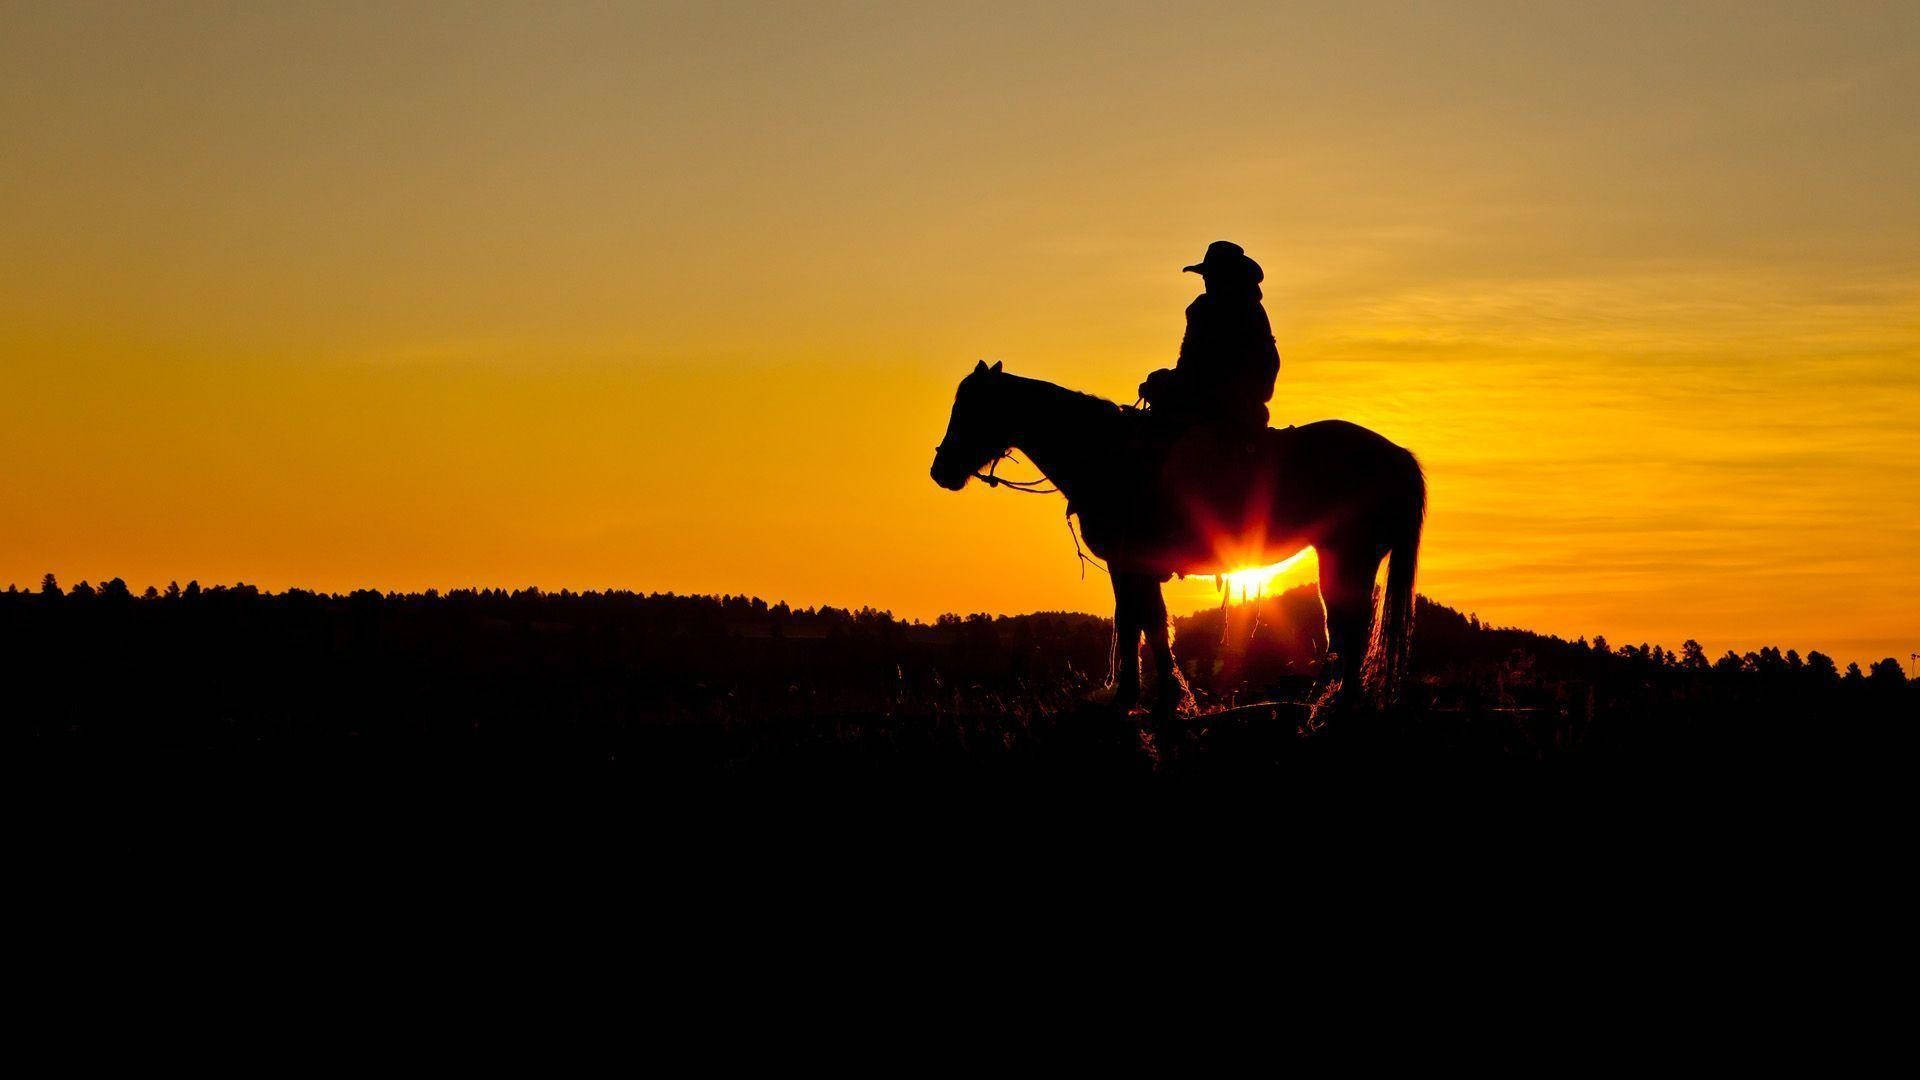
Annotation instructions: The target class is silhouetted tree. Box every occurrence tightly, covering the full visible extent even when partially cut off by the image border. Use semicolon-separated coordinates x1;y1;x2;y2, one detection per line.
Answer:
1806;651;1839;683
1714;650;1743;673
1868;658;1906;689
1592;635;1609;655
40;573;59;598
1681;640;1708;670
1844;662;1864;684
69;581;94;599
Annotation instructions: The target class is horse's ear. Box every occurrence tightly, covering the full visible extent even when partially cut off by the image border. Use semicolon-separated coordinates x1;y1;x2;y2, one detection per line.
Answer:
990;361;1002;373
973;359;988;376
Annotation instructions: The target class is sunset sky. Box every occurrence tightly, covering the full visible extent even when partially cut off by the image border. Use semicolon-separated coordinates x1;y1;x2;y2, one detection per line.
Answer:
3;2;1916;665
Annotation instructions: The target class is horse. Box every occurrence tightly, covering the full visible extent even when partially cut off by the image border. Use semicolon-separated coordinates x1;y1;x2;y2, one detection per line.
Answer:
931;360;1424;722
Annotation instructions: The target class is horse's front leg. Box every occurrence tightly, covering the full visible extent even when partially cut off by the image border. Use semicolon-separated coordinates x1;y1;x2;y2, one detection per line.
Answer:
1109;572;1143;710
1136;576;1191;719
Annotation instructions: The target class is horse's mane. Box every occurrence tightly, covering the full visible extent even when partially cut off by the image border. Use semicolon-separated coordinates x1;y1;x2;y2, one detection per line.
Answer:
997;372;1129;426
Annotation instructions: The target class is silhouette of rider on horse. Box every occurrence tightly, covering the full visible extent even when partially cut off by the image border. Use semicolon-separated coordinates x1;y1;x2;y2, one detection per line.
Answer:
928;239;1424;723
1138;240;1279;445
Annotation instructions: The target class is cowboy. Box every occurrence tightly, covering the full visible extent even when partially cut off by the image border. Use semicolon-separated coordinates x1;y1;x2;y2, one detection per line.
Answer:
1138;240;1280;438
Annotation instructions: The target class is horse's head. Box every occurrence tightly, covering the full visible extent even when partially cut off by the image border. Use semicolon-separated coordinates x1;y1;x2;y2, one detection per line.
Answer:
930;360;1009;490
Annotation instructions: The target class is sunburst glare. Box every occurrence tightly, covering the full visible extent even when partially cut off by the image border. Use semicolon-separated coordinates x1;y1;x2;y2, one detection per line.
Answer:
1213;549;1316;605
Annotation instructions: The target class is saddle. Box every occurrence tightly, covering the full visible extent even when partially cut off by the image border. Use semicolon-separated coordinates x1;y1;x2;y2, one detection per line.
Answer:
1093;409;1296;568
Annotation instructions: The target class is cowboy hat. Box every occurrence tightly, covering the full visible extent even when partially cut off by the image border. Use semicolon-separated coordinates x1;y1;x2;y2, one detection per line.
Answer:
1182;240;1263;284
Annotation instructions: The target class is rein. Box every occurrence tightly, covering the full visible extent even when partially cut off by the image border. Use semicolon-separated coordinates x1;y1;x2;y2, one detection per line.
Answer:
972;452;1058;494
967;451;1109;578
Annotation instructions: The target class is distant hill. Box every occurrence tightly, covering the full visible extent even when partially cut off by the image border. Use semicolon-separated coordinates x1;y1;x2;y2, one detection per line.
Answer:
3;577;1912;779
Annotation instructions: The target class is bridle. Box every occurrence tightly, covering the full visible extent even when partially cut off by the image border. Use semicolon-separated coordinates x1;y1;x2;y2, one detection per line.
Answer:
934;445;1106;577
971;450;1058;494
933;444;1058;494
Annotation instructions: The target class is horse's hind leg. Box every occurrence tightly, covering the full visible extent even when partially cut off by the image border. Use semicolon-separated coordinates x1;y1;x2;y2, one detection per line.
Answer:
1314;542;1380;720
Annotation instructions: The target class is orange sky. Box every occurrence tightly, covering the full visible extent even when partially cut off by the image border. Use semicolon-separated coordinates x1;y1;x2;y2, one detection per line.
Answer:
3;3;1916;665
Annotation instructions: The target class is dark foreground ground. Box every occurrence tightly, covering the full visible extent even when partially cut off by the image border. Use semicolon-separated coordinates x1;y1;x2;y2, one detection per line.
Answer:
6;581;1912;794
12;581;1910;990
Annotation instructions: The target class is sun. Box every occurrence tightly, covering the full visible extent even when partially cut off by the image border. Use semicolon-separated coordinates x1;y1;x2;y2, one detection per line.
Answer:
1218;549;1315;602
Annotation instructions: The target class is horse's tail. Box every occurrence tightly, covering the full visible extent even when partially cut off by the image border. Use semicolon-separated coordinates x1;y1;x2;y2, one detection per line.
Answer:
1365;449;1425;705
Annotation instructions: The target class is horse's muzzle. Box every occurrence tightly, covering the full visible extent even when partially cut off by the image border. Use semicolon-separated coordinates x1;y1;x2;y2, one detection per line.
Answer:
929;449;972;490
930;461;970;491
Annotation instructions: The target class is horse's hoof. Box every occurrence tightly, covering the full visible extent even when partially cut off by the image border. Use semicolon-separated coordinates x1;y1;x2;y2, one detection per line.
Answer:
1154;675;1197;718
